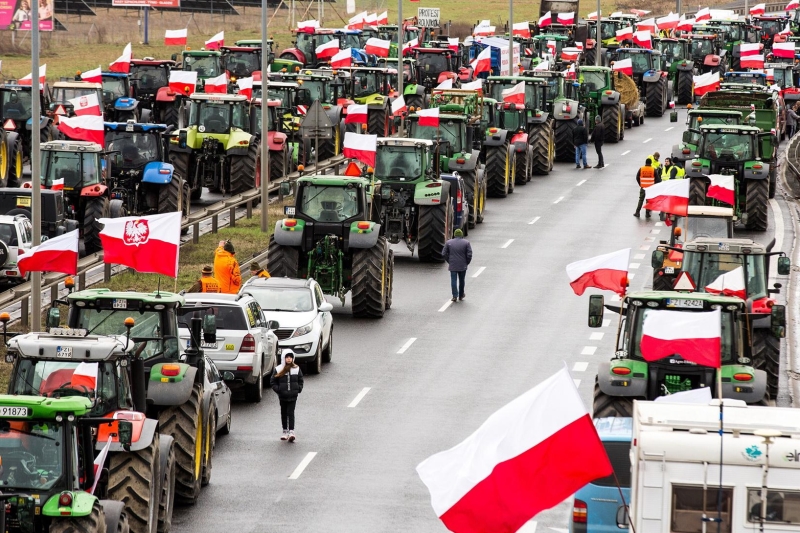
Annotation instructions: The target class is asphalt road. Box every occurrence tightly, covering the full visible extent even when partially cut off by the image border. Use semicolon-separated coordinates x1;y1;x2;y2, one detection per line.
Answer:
170;109;796;533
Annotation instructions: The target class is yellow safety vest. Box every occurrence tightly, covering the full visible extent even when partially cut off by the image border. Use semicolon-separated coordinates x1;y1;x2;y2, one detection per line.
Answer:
647;154;661;169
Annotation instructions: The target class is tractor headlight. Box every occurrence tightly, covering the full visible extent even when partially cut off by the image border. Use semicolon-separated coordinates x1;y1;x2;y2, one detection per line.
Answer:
291;322;314;338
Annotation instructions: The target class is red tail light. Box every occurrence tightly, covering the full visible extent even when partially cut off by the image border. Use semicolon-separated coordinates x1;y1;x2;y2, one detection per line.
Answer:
612;367;631;375
240;334;256;353
573;499;588;524
17;249;24;255
457;189;463;211
734;373;753;381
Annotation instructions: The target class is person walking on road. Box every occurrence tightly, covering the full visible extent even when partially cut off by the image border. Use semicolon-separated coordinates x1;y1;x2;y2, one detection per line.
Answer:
214;240;241;294
187;265;221;293
270;352;304;442
787;103;800;139
573;119;589;169
250;261;271;279
591;116;605;168
634;158;661;218
442;228;472;302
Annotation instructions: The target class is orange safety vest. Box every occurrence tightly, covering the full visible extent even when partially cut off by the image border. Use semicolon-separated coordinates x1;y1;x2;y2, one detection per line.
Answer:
639;166;656;188
200;276;221;293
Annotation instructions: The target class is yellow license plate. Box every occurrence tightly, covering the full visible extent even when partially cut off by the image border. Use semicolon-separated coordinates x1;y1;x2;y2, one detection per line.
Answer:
16;197;30;207
225;344;235;351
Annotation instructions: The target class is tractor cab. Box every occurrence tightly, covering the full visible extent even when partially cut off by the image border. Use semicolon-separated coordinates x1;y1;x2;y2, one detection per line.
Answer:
532;34;569;60
221;46;263;79
0;84;35;125
249;98;280;133
51;81;103;117
129;59;175;102
104;122;169;174
341;67;392;102
655;38;689;68
752;15;787;44
184;94;249;135
414;48;456;89
723;71;768;88
180;50;224;82
613;48;662;83
486;76;547;111
101;72;138;121
40;140;104;191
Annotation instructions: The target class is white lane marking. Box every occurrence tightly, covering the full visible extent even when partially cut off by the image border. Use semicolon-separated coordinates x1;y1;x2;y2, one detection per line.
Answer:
576;179;587;186
621;150;631;156
640;245;651;250
650;229;661;234
629;263;640;269
590;332;605;341
348;387;371;407
501;239;514;249
549;529;569;533
602;318;611;327
769;198;784;282
643;138;652;143
553;196;564;204
665;126;674;131
573;361;589;372
289;452;318;479
438;300;453;312
573;379;582;388
518;521;538;533
644;236;655;242
472;266;486;278
634;253;645;259
397;338;417;354
528;216;541;225
581;346;597;355
628;273;636;280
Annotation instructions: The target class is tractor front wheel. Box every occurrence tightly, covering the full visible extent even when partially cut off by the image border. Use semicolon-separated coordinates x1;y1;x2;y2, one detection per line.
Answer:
8;136;23;188
417;196;453;263
752;329;780;398
266;236;300;278
554;119;579;162
228;144;257;196
108;433;161;533
158;384;203;506
593;378;635;418
484;144;510;198
602;104;622;143
676;71;693;105
367;107;389;136
459;168;478;229
745;179;769;231
351;237;389;318
529;121;554;175
514;146;529;185
83;196;110;255
158;176;183;215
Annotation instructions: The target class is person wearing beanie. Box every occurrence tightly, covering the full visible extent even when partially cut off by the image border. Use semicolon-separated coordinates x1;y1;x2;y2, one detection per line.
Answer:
442;228;472;302
591;115;605;168
573;118;590;169
214;240;242;294
250;261;271;279
188;265;221;293
270;352;303;442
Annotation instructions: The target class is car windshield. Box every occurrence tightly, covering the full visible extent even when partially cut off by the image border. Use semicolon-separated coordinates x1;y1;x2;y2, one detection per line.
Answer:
177;305;247;331
686;217;732;240
130;66;168;92
41;151;99;189
300;184;360;222
691;38;714;57
248;287;314;312
581;70;607;91
226;51;260;77
0;419;63;491
630;308;736;362
617;51;652;74
683;251;767;299
700;132;754;160
375;145;423;180
102;78;127;100
52;87;98;103
73;308;178;360
351;71;380;96
1;90;32;121
106;132;160;168
183;55;222;78
409;119;462;151
417;52;449;74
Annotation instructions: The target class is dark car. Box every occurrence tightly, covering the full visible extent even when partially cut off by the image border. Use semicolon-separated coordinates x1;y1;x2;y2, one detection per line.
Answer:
441;172;470;236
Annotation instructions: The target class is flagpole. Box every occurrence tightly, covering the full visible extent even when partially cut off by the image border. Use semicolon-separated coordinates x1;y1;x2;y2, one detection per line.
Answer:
31;0;41;332
595;0;601;66
397;0;404;134
260;0;270;233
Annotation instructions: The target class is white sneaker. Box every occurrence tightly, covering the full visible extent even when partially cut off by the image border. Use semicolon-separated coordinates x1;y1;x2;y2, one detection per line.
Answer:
280;430;289;441
288;430;296;443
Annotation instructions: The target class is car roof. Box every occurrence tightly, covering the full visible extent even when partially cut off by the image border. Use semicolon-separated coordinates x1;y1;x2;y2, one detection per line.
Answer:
183;294;248;305
244;277;313;289
0;216;20;223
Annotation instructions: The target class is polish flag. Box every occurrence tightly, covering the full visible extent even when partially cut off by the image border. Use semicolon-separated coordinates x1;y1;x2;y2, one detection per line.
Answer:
512;21;531;38
633;30;653;49
773;41;796;58
50;178;64;191
18;64;47;86
612;58;633;75
205;31;224;50
640;308;722;368
575;42;584;50
57;115;104;145
706;174;735;204
165;28;188;46
91;436;112;495
448;38;459;52
547;40;557;56
740;42;761;56
391;95;407;116
364;12;378;26
616;26;633;41
68;93;102;116
377;11;388;24
342;132;377;167
696;7;711;21
677;17;696;31
416;367;613;533
637;18;658;32
417;107;440;127
693;71;720;96
538;11;552;28
741;54;765;68
331;48;352;68
501;81;525;104
473;23;496;36
557;12;575;24
435;78;453;90
644;179;690;216
204;73;228;94
71;361;98;390
365;38;391;57
750;3;766;15
787;0;799;10
657;12;680;30
109;43;132;73
236;77;253;99
533;60;550;71
99;212;181;277
18;229;79;276
705;267;746;299
345;103;368;124
348;12;366;29
80;66;102;84
586;11;599;20
566;248;630;296
316;38;340;60
470;47;492;75
297;19;319;32
779;22;793;35
168;70;198;95
461;79;483;91
403;38;419;54
631;9;651;16
561;47;581;61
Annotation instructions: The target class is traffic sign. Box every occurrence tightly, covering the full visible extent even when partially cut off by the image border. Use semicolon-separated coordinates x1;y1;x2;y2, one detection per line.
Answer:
300;101;334;139
417;7;440;28
673;271;696;291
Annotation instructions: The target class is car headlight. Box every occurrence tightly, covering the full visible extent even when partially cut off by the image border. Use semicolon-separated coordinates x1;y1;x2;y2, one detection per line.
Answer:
290;322;314;338
293;343;312;353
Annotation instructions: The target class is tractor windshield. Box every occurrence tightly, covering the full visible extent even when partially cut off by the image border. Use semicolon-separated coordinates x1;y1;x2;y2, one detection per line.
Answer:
691;38;714;58
756;19;784;36
600;21;618;40
182;55;222;78
191;102;247;133
300;184;360;222
226;51;261;78
102;77;128;100
296;33;337;58
341;33;362;49
682;252;767;299
700;132;755;160
72;308;179;360
689;114;740;129
0;90;32;121
498;109;524;131
252;105;275;132
417;52;451;75
106;131;160;168
301;79;330;102
685;216;732;240
616;51;652;74
772;68;792;87
581;70;607;92
41;151;100;189
351;71;380;97
0;419;64;490
267;87;293;109
715;23;743;41
130;65;169;92
658;41;686;62
489;81;539;109
408;119;462;151
725;73;766;85
52;86;98;104
375;145;423;180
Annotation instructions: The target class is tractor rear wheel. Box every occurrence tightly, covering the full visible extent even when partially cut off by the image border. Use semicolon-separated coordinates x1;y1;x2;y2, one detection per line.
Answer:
602;104;622;143
49;501;107;533
652;272;675;291
8;136;22;188
385;250;394;309
266;236;300;277
158;176;182;215
170;151;199;201
676;71;693;105
745;178;768;231
158;384;203;506
0;129;8;184
689;177;707;205
228;144;257;196
418;196;453;263
108;433;160;533
367;107;388;136
316;127;339;161
162;106;180;128
351;237;388;318
83;196;110;255
270;145;287;182
769;167;777;199
157;436;176;533
593;378;634;418
645;78;666;117
529;122;554;175
752;329;780;398
514;147;529;185
485;144;510;198
554;119;578;162
458;168;478;228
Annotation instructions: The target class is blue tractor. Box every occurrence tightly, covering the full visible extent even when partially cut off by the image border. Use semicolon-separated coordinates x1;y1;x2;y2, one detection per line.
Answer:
101;72;140;121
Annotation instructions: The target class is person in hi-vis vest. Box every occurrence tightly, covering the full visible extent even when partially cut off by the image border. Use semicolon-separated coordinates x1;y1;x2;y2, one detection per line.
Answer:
634;158;661;218
188;265;221;293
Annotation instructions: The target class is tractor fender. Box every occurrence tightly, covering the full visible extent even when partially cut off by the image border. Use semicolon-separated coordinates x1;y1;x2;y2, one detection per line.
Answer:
437;71;457;85
226;146;250;157
404;84;425;97
600;91;621;106
367;97;388;110
414;180;447;205
448;150;479;172
115;97;139;111
267;131;287;152
274;219;306;246
528;111;550;125
156;86;177;102
25;116;51;131
511;132;528;150
482;129;509;147
81;184;108;197
745;162;770;180
42;491;98;518
96;417;158;452
596;361;647;397
553;98;579;120
226;130;252;152
703;55;721;67
671;143;694;163
324;105;343;125
98;500;126;533
677;60;695;72
147;366;198;406
141;161;175;184
348;222;382;249
280;48;306;64
721;369;767;404
642;70;662;83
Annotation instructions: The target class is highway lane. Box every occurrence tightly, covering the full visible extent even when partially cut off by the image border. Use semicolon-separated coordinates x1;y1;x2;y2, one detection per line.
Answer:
171;109;795;533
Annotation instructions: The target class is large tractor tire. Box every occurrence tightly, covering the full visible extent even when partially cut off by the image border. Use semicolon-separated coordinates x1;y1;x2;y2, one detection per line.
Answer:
270;145;287;182
689;177;707;205
417;196;453;263
554;119;579;162
162;106;180;128
458;168;479;228
40;123;55;145
752;329;780;398
351;236;388;318
158;384;203;506
227;145;257;196
645;78;666;117
406;94;424;111
49;501;107;533
593;378;634;418
108;433;160;533
584;48;597;66
485;144;510;198
157;436;176;533
385;250;394;310
101;501;131;533
0;129;8;185
170;151;200;201
676;71;693;105
602;104;622;143
769;168;777;199
266;236;300;278
83;196;110;255
367;107;388;136
529;122;554;175
158;176;182;215
514;146;530;185
8;136;22;188
652;272;676;291
745;179;769;231
316;127;339;162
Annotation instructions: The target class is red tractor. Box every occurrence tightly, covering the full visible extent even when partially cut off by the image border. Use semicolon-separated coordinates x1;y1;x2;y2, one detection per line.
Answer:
250;98;289;182
414;48;459;90
129;58;177;123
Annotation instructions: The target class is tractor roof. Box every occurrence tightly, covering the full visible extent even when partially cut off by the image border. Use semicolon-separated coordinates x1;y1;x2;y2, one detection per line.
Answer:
53;81;102;89
183;50;221;56
102;72;129;78
698;124;761;133
41;140;103;152
533;34;569;41
415;48;452;54
338;66;392;73
189;93;249;103
296;175;369;186
408;112;467;122
686;205;735;218
525;70;565;79
220;46;261;53
0;394;93;417
7;331;132;361
687;108;743;116
616;48;662;55
67;288;185;307
0;84;34;91
104;122;170;132
625;291;745;306
377;137;433;147
578;65;612;73
683;237;766;253
264;81;300;89
686;33;720;39
488;75;548;85
130;59;176;66
235;39;269;46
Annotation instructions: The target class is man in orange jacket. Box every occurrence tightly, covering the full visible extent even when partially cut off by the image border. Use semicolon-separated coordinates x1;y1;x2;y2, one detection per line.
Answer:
214;240;242;294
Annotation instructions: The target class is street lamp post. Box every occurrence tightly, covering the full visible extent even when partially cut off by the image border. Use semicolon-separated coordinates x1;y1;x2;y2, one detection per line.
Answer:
397;0;403;133
261;0;270;233
31;0;41;331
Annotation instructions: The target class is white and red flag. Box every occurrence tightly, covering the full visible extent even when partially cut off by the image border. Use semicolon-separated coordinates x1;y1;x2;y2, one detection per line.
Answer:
637;18;657;32
557;12;575;24
586;11;599;20
538;11;552;27
99;212;181;277
631;9;651;16
706;174;735;204
50;177;64;191
19;64;46;86
204;73;228;94
165;28;188;46
391;95;407;116
693;71;720;96
773;41;796;58
740;42;761;56
561;48;581;61
640;308;722;368
365;38;391;57
348;12;366;29
533;60;550;71
331;48;352;68
345;104;368;124
741;54;765;68
615;26;633;41
91;436;112;494
342;132;377;167
633;30;653;49
461;79;483;91
297;19;319;32
18;230;79;276
71;361;98;390
787;0;799;10
696;7;711;21
644;179;690;216
448;38;460;52
57;115;104;145
316;39;340;60
501;81;525;105
512;21;531;38
169;71;197;95
705;267;746;299
612;58;633;75
473;24;496;36
657;12;680;30
470;47;492;75
435;78;453;90
416;107;439;127
236;77;253;99
68;93;102;116
205;31;224;50
80;66;102;84
416;367;612;533
750;3;766;15
109;43;132;73
377;11;388;24
677;17;695;31
566;248;630;296
364;12;378;26
403;38;419;54
779;22;793;35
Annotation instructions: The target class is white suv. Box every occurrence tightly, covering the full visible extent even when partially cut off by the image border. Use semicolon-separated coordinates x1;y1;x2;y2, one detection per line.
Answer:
240;277;333;375
179;293;279;403
0;215;33;285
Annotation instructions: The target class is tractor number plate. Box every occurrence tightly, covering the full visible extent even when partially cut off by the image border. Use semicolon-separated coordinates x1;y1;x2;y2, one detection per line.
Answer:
718;243;730;251
16;197;30;207
284;206;296;216
666;298;704;309
56;346;73;358
0;407;30;418
664;267;675;274
112;299;127;309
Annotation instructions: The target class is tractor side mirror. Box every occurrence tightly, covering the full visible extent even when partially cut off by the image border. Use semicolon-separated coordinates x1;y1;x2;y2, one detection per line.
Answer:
651;249;665;269
171;53;178;61
778;256;791;276
682;130;692;143
202;315;217;344
279;181;293;196
616;505;630;528
46;308;60;329
178;130;188;149
117;420;133;450
588;294;605;328
771;304;786;338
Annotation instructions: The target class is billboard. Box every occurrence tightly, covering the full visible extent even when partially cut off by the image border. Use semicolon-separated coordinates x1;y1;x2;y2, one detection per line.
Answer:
0;0;54;31
111;0;180;7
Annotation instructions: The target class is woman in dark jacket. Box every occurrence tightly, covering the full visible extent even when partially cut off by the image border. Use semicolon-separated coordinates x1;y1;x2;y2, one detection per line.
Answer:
270;353;304;442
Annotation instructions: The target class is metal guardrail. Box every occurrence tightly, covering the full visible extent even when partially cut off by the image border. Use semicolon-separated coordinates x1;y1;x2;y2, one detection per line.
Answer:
2;154;351;327
679;2;786;16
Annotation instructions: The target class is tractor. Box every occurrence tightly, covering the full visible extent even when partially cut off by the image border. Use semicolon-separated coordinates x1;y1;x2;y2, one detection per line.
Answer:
612;48;670;117
413;48;459;90
752;14;788;47
235;37;304;72
685;33;726;75
268;172;394;318
279;28;371;68
259;79;310;169
221;45;264;79
340;67;393;136
100;72;139;122
587;17;633;57
768;62;800;108
524;70;581;161
377;23;423;58
177;50;225;90
655;37;695;104
129;58;176;122
588;291;771;418
0;82;57;185
169;93;258;201
50;80;104;119
376;57;426;111
670;108;742;166
576;66;627;143
704;19;755;71
250;98;289;183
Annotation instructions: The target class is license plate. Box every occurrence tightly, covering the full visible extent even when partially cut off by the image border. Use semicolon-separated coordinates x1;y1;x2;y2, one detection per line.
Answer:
112;299;127;309
16;197;30;207
284;206;296;216
0;406;30;418
718;243;730;251
56;346;73;359
201;342;217;349
666;298;704;309
664;267;675;274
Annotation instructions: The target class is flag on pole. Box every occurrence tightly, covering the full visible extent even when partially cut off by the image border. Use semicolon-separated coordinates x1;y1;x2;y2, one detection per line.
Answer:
331;48;353;68
345;104;368;124
693;71;720;96
706;174;735;204
615;26;633;41
566;248;630;296
391;95;407;116
740;54;765;69
109;43;132;73
586;11;599;19
461;79;483;91
557;12;575;24
787;0;799;10
705;267;746;299
657;12;680;30
71;361;99;390
80;66;102;84
512;21;531;38
377;11;388;24
18;64;47;86
633;30;653;48
18;230;79;276
57;115;104;145
165;28;188;46
740;42;761;56
677;17;696;31
640;309;722;368
637;17;658;32
236;77;253;99
644;179;690;216
501;81;525;104
365;37;391;57
68;93;102;116
750;3;766;15
435;78;453;90
297;19;320;32
205;31;224;50
342;132;377;166
612;58;633;75
470;47;492;75
98;212;182;277
91;436;112;494
696;7;711;21
773;41;796;58
315;39;340;60
538;11;552;27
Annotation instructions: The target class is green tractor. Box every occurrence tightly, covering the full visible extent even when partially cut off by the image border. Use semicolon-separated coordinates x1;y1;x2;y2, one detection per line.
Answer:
524;70;581;162
169;93;257;201
704;19;753;71
588;18;633;56
654;37;695;105
268;174;394;318
340;67;394;136
670;108;742;167
177;50;224;90
576;66;626;143
588;291;771;417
